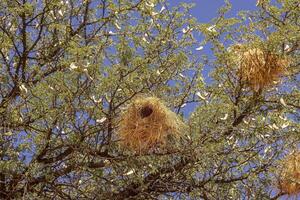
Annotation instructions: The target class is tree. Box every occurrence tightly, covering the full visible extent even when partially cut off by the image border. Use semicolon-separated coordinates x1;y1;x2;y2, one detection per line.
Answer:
0;0;299;199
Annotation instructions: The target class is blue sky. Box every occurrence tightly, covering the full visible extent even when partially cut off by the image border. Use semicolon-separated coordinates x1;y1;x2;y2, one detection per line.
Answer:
171;0;257;21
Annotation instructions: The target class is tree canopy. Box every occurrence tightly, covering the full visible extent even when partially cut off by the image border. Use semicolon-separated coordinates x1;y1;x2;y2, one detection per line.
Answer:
0;0;299;199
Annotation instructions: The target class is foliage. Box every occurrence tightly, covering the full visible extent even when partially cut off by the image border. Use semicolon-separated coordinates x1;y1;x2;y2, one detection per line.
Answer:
0;0;299;199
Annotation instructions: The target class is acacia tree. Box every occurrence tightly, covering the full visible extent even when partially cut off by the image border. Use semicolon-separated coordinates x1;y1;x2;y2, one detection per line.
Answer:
0;0;299;199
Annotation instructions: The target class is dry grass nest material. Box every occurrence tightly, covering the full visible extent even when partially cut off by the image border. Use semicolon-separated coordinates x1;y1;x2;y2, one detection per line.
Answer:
277;151;300;196
118;96;184;153
235;47;289;92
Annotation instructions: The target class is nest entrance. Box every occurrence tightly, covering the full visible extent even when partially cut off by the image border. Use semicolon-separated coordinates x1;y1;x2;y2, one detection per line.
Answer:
140;106;153;118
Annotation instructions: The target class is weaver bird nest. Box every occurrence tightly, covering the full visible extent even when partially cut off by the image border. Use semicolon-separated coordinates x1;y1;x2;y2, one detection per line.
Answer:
118;96;183;153
233;46;289;92
277;151;300;196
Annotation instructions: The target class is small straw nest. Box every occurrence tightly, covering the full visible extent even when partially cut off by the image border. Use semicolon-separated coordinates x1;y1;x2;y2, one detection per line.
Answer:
118;96;183;153
277;151;300;196
234;46;288;92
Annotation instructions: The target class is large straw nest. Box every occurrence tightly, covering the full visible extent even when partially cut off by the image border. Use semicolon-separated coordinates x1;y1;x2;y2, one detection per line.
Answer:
234;46;288;92
118;96;183;153
277;151;300;196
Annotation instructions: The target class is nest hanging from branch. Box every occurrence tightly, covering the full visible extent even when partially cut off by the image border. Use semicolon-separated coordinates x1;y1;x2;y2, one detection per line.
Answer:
118;96;183;153
236;47;288;92
277;151;300;196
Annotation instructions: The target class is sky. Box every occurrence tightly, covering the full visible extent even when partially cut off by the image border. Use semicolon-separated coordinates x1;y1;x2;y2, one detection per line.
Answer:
176;0;257;21
171;0;258;59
